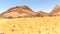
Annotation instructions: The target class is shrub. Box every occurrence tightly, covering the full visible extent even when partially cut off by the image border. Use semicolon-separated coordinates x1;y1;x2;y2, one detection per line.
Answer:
3;16;14;19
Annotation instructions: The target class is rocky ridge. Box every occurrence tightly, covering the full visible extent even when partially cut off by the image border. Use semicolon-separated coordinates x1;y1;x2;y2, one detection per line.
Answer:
0;5;60;18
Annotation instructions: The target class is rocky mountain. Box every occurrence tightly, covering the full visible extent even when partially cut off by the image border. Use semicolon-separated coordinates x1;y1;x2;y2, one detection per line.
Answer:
36;11;48;17
1;6;36;18
50;5;60;16
1;5;60;18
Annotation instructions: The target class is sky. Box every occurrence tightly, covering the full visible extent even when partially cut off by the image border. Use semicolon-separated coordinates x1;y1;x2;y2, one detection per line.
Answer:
0;0;60;13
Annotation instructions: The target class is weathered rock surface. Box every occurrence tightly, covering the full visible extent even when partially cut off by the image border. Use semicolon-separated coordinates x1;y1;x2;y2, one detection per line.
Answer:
1;6;36;18
1;5;60;18
50;5;60;16
36;11;48;17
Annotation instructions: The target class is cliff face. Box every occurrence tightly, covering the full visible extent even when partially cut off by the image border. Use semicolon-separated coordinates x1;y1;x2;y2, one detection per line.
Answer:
1;6;36;18
50;5;60;16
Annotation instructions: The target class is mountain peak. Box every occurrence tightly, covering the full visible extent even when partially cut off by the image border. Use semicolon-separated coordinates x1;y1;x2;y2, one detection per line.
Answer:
54;5;60;9
1;5;36;18
7;5;32;11
13;5;32;10
36;10;48;17
37;10;47;14
50;5;60;14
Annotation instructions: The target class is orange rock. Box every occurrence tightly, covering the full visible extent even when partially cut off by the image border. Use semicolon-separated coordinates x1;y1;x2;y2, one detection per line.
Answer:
50;5;60;16
1;6;36;18
36;10;48;17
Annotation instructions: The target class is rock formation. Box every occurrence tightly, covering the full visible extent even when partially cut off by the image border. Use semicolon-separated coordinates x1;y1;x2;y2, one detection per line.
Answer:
1;5;60;18
36;11;48;17
1;6;36;18
50;5;60;16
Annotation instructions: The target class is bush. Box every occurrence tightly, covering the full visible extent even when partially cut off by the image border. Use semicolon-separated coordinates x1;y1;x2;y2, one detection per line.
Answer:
40;15;44;17
36;14;40;17
49;15;53;17
3;16;14;19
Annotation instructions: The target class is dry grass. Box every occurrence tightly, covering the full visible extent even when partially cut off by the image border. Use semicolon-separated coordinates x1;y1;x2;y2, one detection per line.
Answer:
0;16;60;34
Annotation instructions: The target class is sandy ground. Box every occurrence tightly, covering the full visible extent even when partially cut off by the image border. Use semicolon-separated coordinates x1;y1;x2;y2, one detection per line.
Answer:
0;16;60;34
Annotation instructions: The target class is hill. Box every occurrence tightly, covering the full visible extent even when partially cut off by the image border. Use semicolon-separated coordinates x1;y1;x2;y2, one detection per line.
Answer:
50;5;60;16
36;11;48;17
1;5;60;18
1;6;36;18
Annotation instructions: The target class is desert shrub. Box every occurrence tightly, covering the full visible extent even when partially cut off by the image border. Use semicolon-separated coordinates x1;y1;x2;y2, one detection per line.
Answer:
48;14;56;17
36;14;40;17
3;16;14;19
17;16;22;18
49;15;53;17
0;15;3;18
36;13;45;17
54;15;57;16
40;15;44;17
48;14;52;17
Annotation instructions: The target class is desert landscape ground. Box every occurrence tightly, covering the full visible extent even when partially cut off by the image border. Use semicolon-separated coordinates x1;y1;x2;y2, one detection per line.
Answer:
0;5;60;34
0;16;60;34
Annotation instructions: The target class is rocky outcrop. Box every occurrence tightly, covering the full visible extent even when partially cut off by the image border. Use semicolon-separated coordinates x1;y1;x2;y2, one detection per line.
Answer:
36;11;48;17
50;5;60;16
1;6;36;18
1;5;60;18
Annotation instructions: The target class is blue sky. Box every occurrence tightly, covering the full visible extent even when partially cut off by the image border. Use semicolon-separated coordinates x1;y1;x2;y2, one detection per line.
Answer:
0;0;60;13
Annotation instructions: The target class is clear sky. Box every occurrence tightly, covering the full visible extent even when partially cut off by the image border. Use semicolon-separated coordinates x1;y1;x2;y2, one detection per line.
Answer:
0;0;60;13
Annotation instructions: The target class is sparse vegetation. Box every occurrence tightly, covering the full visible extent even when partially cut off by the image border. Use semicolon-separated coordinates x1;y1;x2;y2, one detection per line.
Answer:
0;16;60;34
